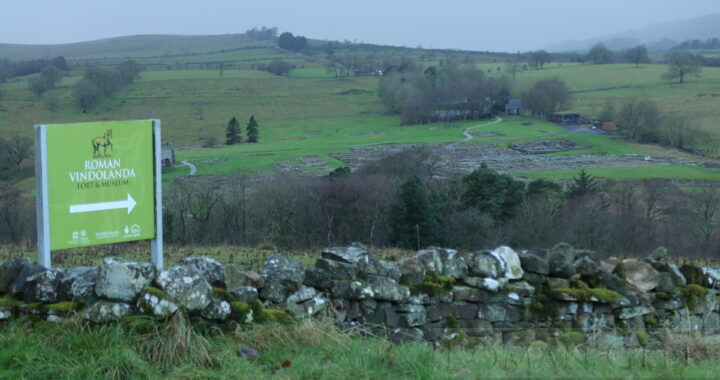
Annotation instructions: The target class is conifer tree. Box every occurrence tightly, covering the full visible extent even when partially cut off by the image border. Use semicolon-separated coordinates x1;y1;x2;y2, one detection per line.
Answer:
246;115;259;143
390;176;442;249
225;116;241;145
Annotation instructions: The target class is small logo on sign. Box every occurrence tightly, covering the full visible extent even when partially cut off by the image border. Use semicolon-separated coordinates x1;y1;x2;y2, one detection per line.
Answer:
92;129;113;158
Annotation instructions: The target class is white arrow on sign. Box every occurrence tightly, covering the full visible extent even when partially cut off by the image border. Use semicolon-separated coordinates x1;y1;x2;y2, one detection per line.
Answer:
69;193;137;214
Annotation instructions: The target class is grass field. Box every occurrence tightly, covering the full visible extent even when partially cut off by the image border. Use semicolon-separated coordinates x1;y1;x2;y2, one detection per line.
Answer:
1;315;719;379
3;38;720;182
514;164;720;181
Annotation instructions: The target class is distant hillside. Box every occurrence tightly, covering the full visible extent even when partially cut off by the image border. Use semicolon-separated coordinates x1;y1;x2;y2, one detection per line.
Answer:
544;13;720;52
0;34;274;61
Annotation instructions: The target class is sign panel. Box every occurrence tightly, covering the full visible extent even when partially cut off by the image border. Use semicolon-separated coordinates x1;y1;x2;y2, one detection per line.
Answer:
42;120;156;250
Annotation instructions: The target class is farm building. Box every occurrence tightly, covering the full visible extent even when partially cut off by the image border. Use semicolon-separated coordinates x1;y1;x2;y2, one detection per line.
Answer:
161;142;175;167
505;99;524;115
550;113;593;124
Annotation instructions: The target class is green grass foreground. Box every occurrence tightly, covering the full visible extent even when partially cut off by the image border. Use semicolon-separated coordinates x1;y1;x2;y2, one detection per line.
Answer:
1;315;719;379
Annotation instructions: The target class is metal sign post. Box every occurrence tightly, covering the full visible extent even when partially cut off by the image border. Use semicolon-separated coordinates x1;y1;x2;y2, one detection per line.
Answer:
34;120;163;269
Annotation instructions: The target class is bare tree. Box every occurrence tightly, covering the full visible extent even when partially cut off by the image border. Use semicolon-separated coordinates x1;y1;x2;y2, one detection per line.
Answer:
6;136;32;169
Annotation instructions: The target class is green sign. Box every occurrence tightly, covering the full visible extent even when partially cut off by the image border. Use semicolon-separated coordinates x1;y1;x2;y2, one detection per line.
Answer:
43;120;156;250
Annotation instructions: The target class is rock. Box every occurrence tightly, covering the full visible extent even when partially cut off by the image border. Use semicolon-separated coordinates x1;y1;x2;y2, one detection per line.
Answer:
426;303;451;322
83;301;132;323
646;247;668;261
262;254;305;291
157;265;213;311
463;276;501;292
615;306;652;320
414;248;444;274
59;267;98;304
437;248;467;279
0;308;12;320
136;291;178;318
315;258;358;280
370;260;402;281
225;265;265;289
491;246;524;280
331;280;374;300
303;268;334;289
518;251;549;275
453;285;489;302
655;273;675;293
573;256;600;276
23;268;62;303
595;332;624;350
321;242;371;266
95;258;156;302
670;308;702;333
409;293;431;304
303;294;328;317
229;286;258;303
702;267;720;288
448;302;478;320
465;251;501;278
548;251;575;278
388;328;424;343
551;243;576;262
600;258;619;273
396;258;426;287
479;303;521;323
259;282;288;303
0;258;32;292
396;304;427;327
367;275;410;302
505;281;535;297
703;312;720;334
287;285;317;304
175;257;225;286
239;347;259;361
622;259;660;292
201;299;231;321
667;263;686;287
547;277;570;289
9;262;45;294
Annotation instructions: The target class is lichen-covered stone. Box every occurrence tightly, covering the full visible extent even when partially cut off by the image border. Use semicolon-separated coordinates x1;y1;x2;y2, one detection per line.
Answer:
518;250;549;275
262;254;305;291
322;242;371;266
396;257;426;286
225;264;265;289
367;275;410;302
414;248;444;274
175;257;225;287
491;246;524;280
95;258;156;302
303;268;334;289
396;304;427;327
615;306;652;320
667;263;686;287
83;301;132;323
465;251;501;278
229;286;258;303
59;267;98;305
0;258;32;293
331;280;374;300
23;268;62;303
136;291;178;318
287;285;317;304
315;258;358;280
548;251;575;278
388;328;424;343
463;276;501;292
573;256;600;277
201;298;231;321
9;262;45;295
157;265;212;311
437;248;467;279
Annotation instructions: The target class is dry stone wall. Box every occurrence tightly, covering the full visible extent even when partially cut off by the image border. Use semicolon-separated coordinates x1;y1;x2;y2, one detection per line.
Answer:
2;243;720;347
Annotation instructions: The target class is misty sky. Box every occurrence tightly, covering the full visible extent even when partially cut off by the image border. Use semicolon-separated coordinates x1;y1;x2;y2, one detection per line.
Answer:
2;0;719;51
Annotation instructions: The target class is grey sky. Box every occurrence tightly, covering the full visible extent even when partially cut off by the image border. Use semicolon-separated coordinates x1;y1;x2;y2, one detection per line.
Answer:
2;0;719;51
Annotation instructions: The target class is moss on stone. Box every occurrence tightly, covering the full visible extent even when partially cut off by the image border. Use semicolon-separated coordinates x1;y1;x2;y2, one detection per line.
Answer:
587;288;624;303
557;331;585;346
230;301;252;323
644;317;659;329
144;286;175;303
250;300;292;324
636;330;649;347
0;294;22;308
418;274;455;297
682;284;708;313
655;291;673;300
266;309;293;324
44;302;80;313
550;287;623;303
680;265;706;286
212;286;236;303
527;292;560;320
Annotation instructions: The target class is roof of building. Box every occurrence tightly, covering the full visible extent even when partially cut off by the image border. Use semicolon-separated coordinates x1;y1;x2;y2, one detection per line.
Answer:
506;99;523;108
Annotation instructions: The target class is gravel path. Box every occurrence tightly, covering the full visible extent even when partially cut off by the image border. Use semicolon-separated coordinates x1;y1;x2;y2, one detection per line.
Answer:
447;116;503;147
180;160;197;176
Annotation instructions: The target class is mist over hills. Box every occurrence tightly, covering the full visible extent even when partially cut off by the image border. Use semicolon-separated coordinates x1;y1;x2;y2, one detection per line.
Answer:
544;13;720;52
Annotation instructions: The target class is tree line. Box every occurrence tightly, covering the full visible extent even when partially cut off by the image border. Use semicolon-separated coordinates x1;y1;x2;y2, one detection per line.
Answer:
74;60;143;112
0;56;68;83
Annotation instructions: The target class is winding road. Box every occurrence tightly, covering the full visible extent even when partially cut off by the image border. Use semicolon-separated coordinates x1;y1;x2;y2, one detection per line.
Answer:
180;160;197;176
447;116;503;148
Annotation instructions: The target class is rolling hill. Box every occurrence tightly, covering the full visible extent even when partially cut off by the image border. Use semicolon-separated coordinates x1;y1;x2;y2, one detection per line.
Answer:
544;13;720;52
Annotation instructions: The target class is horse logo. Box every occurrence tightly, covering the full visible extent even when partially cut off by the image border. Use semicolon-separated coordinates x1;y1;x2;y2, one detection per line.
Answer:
92;129;113;157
